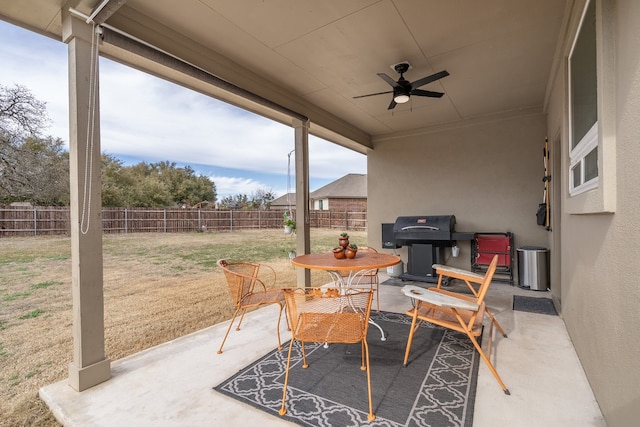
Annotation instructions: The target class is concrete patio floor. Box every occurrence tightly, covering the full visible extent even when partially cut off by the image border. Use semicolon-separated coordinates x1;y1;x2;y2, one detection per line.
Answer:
40;275;606;426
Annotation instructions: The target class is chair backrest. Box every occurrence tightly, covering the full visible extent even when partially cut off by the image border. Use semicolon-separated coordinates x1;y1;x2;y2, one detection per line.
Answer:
340;246;379;278
360;247;379;274
217;259;260;306
475;255;499;305
358;246;378;253
284;288;373;342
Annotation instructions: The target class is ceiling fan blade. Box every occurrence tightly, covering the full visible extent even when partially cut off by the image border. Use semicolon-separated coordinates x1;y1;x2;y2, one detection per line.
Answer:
387;99;397;110
411;89;445;98
377;73;400;88
353;90;393;99
410;70;449;90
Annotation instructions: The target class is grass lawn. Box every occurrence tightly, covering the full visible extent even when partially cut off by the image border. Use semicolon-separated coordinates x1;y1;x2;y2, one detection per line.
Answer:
0;228;367;426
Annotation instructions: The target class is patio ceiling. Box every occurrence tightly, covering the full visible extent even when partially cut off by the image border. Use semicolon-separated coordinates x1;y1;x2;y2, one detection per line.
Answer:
0;0;567;152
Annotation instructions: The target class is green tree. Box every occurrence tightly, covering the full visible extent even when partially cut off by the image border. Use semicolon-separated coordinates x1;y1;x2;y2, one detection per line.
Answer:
101;154;144;207
21;136;70;205
219;194;249;210
0;84;69;205
249;188;275;209
101;159;216;207
219;189;274;210
151;161;215;206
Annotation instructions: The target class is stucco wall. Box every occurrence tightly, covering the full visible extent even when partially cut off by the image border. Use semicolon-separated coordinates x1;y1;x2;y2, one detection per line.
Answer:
544;1;640;425
367;113;549;277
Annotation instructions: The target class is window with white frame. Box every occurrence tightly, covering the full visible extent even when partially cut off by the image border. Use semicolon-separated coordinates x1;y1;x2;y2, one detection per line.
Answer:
569;0;598;195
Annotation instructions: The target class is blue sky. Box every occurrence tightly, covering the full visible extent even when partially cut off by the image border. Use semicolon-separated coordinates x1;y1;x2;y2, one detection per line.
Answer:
0;20;366;199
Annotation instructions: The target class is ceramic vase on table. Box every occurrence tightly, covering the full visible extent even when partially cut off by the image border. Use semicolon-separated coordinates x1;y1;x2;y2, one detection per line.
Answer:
345;245;357;259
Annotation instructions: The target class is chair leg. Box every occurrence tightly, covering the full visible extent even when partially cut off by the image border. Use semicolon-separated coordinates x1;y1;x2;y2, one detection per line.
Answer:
374;281;380;313
403;308;420;366
485;307;508;337
301;341;309;369
467;332;510;395
447;309;509;394
363;338;375;421
235;308;248;331
275;303;284;350
283;302;291;331
217;308;241;354
279;338;296;416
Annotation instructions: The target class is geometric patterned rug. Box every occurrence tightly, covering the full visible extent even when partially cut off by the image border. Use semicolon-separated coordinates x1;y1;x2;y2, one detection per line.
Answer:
214;311;480;426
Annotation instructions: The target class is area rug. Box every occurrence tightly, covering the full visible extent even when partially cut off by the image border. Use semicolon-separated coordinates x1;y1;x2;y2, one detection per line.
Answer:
214;311;480;426
513;295;557;315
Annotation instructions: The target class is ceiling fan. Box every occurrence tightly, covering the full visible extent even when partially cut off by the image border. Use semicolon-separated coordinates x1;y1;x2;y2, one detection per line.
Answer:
353;62;449;110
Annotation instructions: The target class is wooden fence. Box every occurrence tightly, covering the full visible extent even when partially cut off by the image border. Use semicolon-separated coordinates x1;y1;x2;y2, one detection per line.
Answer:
0;206;367;236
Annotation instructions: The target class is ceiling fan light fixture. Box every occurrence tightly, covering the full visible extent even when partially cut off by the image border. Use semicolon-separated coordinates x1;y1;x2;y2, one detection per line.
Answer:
353;65;448;110
394;93;410;103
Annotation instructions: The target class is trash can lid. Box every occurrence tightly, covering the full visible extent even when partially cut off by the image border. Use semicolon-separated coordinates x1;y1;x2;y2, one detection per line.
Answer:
517;246;548;251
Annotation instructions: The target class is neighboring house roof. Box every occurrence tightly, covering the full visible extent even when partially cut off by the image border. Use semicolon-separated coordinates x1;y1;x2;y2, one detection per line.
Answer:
270;193;296;208
310;174;367;199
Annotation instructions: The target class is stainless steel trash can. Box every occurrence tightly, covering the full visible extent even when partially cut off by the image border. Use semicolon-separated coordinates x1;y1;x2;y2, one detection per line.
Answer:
517;246;549;291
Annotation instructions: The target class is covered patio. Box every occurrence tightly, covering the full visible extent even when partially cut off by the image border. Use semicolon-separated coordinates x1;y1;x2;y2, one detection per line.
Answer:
40;277;604;425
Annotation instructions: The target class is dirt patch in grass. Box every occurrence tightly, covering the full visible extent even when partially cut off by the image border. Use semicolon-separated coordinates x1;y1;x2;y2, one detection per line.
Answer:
0;229;366;426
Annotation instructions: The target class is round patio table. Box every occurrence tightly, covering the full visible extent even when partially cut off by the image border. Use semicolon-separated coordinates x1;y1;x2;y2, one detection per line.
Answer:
291;251;401;340
292;251;401;274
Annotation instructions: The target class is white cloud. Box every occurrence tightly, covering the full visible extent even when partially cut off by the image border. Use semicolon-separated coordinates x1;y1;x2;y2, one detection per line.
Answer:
209;175;283;200
0;26;69;140
0;21;366;199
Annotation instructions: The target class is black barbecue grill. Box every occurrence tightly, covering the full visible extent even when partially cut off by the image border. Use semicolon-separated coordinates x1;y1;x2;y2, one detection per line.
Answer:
393;215;456;245
387;215;472;283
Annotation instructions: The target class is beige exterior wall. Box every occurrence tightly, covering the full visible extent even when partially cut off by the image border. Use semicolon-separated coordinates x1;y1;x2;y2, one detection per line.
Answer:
367;112;549;275
542;1;640;425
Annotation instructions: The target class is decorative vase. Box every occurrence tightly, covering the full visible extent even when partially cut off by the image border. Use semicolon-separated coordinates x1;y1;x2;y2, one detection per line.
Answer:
333;247;346;259
345;246;357;259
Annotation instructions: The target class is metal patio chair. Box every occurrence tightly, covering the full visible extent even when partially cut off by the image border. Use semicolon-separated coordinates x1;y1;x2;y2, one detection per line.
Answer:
340;245;382;312
279;287;376;421
216;259;288;354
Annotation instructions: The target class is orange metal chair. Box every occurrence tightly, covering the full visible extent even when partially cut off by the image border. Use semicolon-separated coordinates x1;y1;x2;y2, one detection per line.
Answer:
216;259;287;354
402;255;510;394
340;246;381;312
279;287;376;421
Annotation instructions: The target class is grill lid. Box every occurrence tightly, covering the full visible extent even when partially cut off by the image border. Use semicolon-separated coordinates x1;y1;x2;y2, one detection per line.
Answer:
393;215;456;244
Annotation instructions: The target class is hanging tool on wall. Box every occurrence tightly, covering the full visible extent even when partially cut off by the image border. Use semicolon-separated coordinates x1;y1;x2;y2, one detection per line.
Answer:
537;137;552;231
